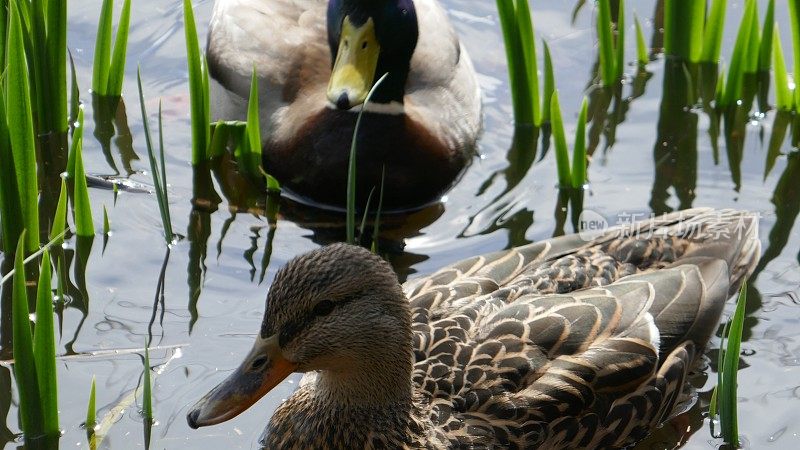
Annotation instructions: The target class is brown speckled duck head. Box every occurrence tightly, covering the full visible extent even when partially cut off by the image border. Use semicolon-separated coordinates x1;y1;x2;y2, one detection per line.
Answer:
187;243;413;428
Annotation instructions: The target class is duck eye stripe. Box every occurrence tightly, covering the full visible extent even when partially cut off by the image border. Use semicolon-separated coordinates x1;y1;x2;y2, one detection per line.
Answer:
277;296;356;347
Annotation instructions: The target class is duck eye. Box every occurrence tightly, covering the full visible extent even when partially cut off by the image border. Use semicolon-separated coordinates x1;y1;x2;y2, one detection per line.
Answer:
250;356;268;371
313;300;335;317
361;41;368;50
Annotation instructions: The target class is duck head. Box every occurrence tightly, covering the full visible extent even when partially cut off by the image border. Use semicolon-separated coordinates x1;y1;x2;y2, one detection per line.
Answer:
326;0;419;110
187;244;413;428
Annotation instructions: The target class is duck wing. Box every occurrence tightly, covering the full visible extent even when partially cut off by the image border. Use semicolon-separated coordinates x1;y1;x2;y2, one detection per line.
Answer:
207;0;328;99
407;209;760;448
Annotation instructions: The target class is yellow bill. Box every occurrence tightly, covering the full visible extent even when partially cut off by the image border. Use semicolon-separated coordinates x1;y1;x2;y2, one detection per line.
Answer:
327;16;380;109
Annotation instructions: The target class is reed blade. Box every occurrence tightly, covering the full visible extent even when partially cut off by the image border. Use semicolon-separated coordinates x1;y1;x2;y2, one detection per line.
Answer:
722;0;757;106
33;249;59;436
8;0;40;252
11;231;45;437
634;14;648;65
701;0;727;63
596;0;615;86
72;109;95;237
346;74;388;245
541;41;554;124
92;0;114;94
772;25;792;111
50;178;68;244
86;376;97;431
142;343;153;422
758;0;774;73
571;97;588;188
515;0;539;125
106;0;131;96
789;0;800;108
720;282;748;446
549;90;572;187
46;0;68;133
137;68;173;243
244;67;263;176
614;0;625;82
184;0;209;165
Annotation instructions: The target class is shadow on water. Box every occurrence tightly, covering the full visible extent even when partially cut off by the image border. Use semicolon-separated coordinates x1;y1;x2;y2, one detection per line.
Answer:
754;151;800;278
650;58;698;215
552;188;585;238
461;125;538;249
62;236;94;356
91;95;139;177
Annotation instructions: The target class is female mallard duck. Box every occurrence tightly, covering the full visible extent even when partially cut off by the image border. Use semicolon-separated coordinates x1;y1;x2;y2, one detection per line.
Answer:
207;0;482;209
188;208;760;448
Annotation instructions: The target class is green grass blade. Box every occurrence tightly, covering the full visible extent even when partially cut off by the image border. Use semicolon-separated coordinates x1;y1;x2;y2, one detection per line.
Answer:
664;0;704;61
0;0;7;69
789;0;800;108
69;50;80;124
596;0;615;86
720;282;748;447
701;0;727;63
68;107;85;178
772;25;792;111
346;73;388;244
8;0;40;252
103;205;110;235
0;84;22;252
614;0;625;81
157;102;173;241
137;68;173;243
549;90;572;187
46;0;68;133
202;56;211;156
541;41;555;124
33;249;59;436
207;122;230;159
73;113;95;237
11;231;45;437
106;0;131;96
245;67;263;175
184;0;209;165
688;0;704;62
744;4;761;74
92;0;114;94
86;376;97;431
28;0;49;131
514;0;539;125
722;0;756;106
634;14;648;65
709;385;719;420
571;97;588;188
758;0;774;72
142;343;152;422
495;0;534;125
50;178;68;245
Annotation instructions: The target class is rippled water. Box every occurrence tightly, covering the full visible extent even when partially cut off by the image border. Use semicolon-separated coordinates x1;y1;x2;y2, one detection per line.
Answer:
0;0;798;448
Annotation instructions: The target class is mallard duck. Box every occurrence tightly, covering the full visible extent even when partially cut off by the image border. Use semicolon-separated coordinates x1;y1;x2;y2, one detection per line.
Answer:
206;0;482;209
187;208;760;448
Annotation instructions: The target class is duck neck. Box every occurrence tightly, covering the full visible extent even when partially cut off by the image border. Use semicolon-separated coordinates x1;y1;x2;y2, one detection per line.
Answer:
314;335;414;410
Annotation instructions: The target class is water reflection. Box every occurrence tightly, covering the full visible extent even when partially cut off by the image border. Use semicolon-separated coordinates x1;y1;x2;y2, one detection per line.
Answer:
91;95;139;177
754;151;800;277
650;58;698;214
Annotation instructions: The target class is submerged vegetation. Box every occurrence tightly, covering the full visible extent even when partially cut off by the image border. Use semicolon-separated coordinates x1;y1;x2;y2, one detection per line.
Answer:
0;0;794;448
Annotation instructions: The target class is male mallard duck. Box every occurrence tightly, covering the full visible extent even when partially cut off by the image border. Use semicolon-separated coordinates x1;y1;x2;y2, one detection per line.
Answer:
187;208;760;448
207;0;482;209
